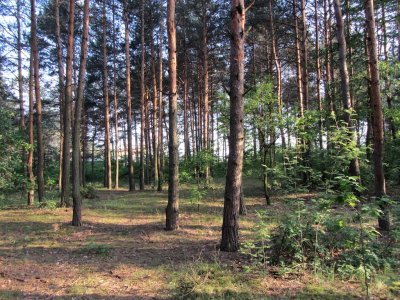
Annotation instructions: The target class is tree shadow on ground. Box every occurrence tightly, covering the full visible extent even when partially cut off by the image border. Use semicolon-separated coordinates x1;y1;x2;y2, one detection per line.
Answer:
0;290;164;300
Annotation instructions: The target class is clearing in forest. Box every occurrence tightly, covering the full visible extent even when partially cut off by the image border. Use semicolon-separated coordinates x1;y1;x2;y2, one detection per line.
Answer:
1;179;397;299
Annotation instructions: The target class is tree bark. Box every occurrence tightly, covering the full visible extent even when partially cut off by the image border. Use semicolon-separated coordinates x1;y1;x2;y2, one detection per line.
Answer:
102;0;112;190
315;0;323;150
158;15;164;192
202;0;210;181
183;33;190;158
268;0;285;149
61;0;75;207
55;0;65;191
124;0;135;191
333;0;360;178
381;1;396;139
364;0;389;231
220;0;246;252
27;51;34;206
166;0;179;231
151;33;159;189
112;0;119;190
293;1;304;118
300;0;309;109
72;0;90;227
30;0;45;202
17;0;24;130
140;0;146;191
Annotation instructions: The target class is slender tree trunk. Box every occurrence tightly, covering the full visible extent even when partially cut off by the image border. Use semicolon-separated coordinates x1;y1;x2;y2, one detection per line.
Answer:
102;0;112;190
145;94;151;185
268;0;285;149
91;128;96;182
220;0;246;252
300;0;309;109
55;0;65;191
364;0;389;231
111;0;119;190
190;84;196;158
27;52;34;206
134;111;139;164
333;0;360;178
17;0;24;130
323;0;333;116
151;33;159;189
345;0;355;109
183;41;190;158
202;0;210;181
293;1;304;118
81;107;87;187
158;15;164;192
72;0;90;227
166;0;179;231
17;0;26;196
140;0;146;190
61;0;75;207
381;2;396;139
31;0;45;202
315;0;323;150
124;0;135;191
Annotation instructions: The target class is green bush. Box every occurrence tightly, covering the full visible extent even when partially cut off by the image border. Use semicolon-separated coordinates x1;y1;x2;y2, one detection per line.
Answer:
80;184;98;199
37;200;58;210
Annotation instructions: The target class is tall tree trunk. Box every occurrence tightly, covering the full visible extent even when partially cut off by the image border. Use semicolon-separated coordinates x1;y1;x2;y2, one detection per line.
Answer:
81;107;87;187
145;94;151;185
61;0;75;207
158;15;164;192
140;0;146;190
124;0;135;191
220;0;246;252
72;0;90;227
333;0;360;178
202;0;210;181
345;0;355;109
300;0;309;109
293;0;304;118
323;0;333;115
315;0;323;150
112;0;119;190
166;0;179;231
27;52;34;206
102;0;112;190
17;0;26;196
91;128;96;182
17;0;24;130
151;33;159;189
55;0;65;191
364;0;389;231
31;0;44;202
268;0;285;149
381;1;396;139
190;83;196;158
183;37;190;158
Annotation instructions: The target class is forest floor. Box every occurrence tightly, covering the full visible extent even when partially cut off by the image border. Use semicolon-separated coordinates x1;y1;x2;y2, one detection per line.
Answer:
0;178;397;299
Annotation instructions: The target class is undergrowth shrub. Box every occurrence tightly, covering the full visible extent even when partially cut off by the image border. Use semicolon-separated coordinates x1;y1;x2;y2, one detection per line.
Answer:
80;184;97;199
36;200;58;210
241;193;398;290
